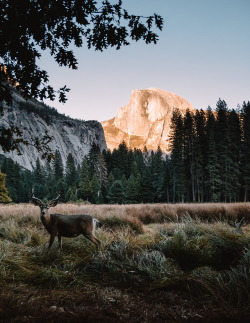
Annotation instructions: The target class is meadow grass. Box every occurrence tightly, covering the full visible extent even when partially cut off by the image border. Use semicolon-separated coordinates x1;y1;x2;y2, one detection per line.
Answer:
0;202;250;321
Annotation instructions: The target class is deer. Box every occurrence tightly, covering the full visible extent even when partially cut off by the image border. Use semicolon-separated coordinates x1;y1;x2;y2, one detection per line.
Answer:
228;217;246;234
31;193;102;250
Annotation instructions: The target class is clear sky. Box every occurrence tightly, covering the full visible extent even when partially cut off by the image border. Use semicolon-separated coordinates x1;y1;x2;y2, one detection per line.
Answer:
39;0;250;122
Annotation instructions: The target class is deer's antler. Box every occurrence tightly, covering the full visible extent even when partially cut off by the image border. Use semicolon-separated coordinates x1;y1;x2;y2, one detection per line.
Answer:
47;194;60;208
31;193;43;207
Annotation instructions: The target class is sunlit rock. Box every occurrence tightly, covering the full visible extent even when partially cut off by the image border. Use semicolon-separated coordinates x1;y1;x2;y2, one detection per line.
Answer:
102;88;194;152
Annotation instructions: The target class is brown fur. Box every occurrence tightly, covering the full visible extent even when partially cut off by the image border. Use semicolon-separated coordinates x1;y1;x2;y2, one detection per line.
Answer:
31;195;101;250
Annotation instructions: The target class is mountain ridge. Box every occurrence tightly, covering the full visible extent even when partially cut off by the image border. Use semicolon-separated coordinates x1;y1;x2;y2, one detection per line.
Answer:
0;90;107;170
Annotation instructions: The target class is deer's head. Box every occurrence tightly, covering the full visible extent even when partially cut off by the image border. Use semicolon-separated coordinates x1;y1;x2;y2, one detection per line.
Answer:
31;194;60;216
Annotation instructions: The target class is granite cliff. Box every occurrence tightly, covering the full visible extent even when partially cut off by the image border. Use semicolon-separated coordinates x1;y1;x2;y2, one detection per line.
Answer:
102;88;194;152
0;90;107;170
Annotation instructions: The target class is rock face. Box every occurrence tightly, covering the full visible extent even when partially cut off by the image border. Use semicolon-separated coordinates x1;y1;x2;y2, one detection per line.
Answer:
101;88;194;152
0;91;107;170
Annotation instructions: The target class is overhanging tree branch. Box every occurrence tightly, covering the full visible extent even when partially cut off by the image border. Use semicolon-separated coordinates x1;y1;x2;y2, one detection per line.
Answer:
0;0;164;156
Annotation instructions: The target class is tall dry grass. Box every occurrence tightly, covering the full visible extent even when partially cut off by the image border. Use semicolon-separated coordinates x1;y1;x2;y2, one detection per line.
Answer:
1;202;249;224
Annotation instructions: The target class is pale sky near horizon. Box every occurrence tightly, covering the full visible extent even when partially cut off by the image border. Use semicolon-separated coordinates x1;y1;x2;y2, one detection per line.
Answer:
40;0;250;122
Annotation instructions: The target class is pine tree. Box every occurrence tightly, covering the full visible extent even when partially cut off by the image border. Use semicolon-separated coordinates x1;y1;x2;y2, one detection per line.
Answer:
90;173;101;204
1;155;33;202
107;180;124;204
194;109;206;202
44;160;54;200
205;138;221;202
56;178;67;202
169;109;186;202
66;187;78;202
102;149;113;175
2;158;22;202
34;158;44;198
53;150;65;200
133;149;145;175
183;109;195;202
78;159;91;201
148;147;164;202
53;150;64;182
141;167;154;203
20;169;33;202
112;141;129;178
158;157;171;202
242;101;250;201
106;171;115;201
216;99;234;202
136;173;143;203
87;143;100;178
98;153;108;196
205;109;221;202
228;109;241;201
0;169;12;203
125;174;139;204
4;158;16;201
34;158;43;184
87;143;107;194
65;153;77;188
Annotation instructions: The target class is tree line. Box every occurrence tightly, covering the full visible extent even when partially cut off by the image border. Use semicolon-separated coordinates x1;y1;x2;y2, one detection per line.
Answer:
0;99;250;204
169;100;250;203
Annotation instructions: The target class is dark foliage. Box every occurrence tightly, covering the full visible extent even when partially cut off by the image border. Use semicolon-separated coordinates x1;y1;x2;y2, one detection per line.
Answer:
0;0;163;104
0;0;163;156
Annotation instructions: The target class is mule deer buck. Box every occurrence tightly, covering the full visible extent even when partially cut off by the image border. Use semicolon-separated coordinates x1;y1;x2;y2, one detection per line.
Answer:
228;217;246;234
31;193;102;250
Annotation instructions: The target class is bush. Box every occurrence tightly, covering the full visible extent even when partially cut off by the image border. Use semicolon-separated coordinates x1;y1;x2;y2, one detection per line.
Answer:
216;246;250;304
0;219;32;244
101;215;143;234
202;231;248;270
154;229;205;271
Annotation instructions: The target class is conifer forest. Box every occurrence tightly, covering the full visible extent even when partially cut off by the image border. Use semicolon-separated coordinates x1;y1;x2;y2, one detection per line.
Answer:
1;99;250;204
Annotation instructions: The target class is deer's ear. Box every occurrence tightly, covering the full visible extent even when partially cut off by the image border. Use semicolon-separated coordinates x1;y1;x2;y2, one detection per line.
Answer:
47;200;59;208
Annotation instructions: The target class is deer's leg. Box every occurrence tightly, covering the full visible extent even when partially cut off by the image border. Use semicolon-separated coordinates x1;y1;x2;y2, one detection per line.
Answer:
58;235;62;250
84;234;101;246
48;234;56;250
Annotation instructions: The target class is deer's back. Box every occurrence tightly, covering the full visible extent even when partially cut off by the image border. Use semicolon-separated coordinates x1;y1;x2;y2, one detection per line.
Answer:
50;214;94;237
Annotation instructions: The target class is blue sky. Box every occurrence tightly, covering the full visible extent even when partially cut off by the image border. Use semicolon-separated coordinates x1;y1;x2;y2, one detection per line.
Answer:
40;0;250;122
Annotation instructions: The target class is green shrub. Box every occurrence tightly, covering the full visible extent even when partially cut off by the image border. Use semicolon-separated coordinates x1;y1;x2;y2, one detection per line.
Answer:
202;230;249;270
215;246;250;304
154;228;205;271
129;250;178;280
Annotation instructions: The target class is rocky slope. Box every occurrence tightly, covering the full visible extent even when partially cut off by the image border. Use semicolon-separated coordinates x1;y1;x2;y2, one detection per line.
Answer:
0;91;107;170
101;88;194;152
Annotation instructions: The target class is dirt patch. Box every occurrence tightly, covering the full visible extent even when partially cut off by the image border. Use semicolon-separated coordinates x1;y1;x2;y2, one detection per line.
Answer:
0;287;249;322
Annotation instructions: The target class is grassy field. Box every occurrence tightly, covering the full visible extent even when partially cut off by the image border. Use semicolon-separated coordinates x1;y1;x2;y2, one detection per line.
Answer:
0;203;250;322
